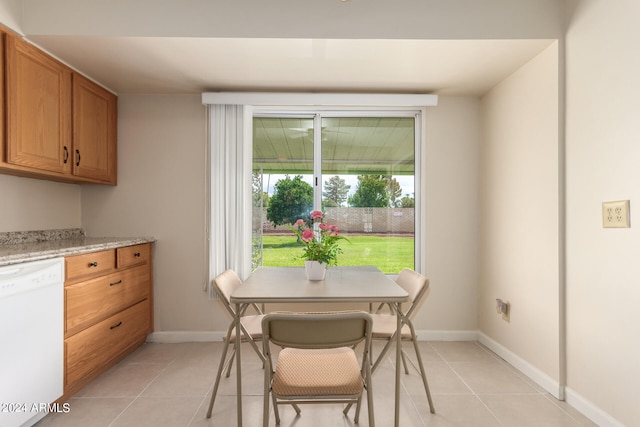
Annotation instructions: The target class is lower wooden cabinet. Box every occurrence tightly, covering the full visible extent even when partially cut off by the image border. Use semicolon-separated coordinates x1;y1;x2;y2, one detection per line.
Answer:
62;243;153;399
65;265;150;336
65;299;150;387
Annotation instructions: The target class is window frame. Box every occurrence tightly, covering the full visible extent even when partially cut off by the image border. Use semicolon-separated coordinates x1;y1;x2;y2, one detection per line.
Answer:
252;106;424;272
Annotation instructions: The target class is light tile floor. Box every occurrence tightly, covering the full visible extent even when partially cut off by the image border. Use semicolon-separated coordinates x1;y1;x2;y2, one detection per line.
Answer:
36;341;597;427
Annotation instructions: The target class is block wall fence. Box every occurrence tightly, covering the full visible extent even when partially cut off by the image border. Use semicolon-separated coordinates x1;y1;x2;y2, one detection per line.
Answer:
256;207;415;234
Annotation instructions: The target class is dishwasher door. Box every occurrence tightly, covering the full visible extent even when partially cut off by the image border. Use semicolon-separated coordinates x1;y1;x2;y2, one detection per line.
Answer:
0;257;64;427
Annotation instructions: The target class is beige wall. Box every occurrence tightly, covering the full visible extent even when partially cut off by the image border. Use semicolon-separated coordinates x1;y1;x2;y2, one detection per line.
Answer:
78;94;481;335
565;1;640;425
422;96;481;333
0;174;82;231
80;94;225;332
479;43;560;390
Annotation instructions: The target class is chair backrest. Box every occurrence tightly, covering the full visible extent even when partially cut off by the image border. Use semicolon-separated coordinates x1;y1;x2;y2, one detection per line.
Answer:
213;269;242;303
395;268;430;320
212;269;244;319
262;311;372;350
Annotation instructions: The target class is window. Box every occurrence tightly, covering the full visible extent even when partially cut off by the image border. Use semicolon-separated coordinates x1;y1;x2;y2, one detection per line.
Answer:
252;110;420;274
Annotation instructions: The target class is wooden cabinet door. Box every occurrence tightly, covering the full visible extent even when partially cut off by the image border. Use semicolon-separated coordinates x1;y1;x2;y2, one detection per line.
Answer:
72;73;117;184
65;299;150;388
5;34;72;174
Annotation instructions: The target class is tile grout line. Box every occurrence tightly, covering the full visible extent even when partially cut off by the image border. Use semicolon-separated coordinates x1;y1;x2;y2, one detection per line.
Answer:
471;342;586;427
428;342;506;427
540;393;594;427
474;341;588;425
370;345;428;426
106;358;177;427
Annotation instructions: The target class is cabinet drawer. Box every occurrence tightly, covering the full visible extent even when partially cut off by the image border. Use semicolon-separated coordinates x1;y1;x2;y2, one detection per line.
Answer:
65;250;115;283
65;265;150;336
117;243;151;269
65;299;150;387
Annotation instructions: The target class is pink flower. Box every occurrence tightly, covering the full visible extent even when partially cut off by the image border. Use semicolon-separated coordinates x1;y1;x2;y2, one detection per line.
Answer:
301;229;314;242
288;214;347;266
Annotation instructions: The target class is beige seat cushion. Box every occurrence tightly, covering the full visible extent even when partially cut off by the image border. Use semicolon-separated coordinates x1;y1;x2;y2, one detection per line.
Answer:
272;347;363;396
370;314;411;339
227;314;264;341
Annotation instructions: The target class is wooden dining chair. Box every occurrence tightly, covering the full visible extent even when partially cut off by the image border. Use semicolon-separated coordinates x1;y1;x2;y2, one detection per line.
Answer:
370;268;435;414
261;311;375;426
206;269;266;419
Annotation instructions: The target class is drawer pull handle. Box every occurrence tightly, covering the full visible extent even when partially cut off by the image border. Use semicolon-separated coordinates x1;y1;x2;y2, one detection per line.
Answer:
110;280;122;286
134;252;141;257
75;149;81;167
63;146;69;164
88;262;98;267
110;321;123;330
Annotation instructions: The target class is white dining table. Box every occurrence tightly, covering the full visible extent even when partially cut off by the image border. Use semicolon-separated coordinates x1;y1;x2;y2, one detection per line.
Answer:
230;266;410;427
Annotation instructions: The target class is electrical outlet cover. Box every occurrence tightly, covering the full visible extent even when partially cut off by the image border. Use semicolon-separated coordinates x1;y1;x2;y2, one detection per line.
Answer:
602;200;630;228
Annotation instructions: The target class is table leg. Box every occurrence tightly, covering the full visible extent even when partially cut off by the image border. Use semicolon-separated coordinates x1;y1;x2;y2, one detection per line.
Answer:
235;303;243;426
394;303;402;427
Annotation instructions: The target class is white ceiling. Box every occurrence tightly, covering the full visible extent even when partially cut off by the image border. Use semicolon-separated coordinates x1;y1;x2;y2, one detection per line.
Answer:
27;36;554;96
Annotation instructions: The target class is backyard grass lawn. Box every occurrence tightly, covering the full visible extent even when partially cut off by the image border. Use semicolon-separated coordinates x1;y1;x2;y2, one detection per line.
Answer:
261;234;414;274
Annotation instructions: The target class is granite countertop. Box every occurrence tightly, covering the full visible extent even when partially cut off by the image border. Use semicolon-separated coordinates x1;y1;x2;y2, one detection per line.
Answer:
0;229;156;266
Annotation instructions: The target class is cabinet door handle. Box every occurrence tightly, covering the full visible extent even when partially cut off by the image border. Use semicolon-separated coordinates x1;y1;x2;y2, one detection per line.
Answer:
88;261;98;267
63;146;69;164
110;280;122;286
134;252;141;257
75;149;81;167
110;321;123;330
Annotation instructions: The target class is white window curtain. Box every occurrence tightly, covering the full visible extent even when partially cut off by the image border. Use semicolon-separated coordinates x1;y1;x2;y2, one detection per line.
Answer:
208;104;253;296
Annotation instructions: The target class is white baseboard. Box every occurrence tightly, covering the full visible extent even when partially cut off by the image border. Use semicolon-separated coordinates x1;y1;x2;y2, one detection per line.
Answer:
417;329;479;341
147;329;478;344
477;333;624;426
147;331;225;343
147;330;478;344
564;387;626;427
477;332;563;399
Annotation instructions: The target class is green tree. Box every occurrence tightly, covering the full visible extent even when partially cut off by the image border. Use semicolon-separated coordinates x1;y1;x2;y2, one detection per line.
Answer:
266;175;313;226
349;175;390;207
386;177;402;207
323;175;350;207
400;193;415;208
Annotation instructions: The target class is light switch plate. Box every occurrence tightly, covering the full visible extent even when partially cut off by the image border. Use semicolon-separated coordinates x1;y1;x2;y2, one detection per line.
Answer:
602;200;630;228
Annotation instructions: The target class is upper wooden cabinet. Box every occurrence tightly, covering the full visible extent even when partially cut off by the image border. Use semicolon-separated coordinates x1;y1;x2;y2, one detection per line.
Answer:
5;33;72;175
0;31;117;185
72;73;117;184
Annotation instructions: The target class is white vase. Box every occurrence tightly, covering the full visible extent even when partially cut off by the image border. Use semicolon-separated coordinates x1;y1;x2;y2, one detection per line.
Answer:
304;260;327;281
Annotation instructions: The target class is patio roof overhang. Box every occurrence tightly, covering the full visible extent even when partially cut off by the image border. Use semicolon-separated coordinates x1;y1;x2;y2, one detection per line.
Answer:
253;116;416;175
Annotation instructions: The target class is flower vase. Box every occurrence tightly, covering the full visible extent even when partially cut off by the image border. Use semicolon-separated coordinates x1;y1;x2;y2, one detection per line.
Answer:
304;260;327;281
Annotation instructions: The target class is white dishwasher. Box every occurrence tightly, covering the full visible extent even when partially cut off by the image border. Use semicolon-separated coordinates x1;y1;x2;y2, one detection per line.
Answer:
0;257;64;427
